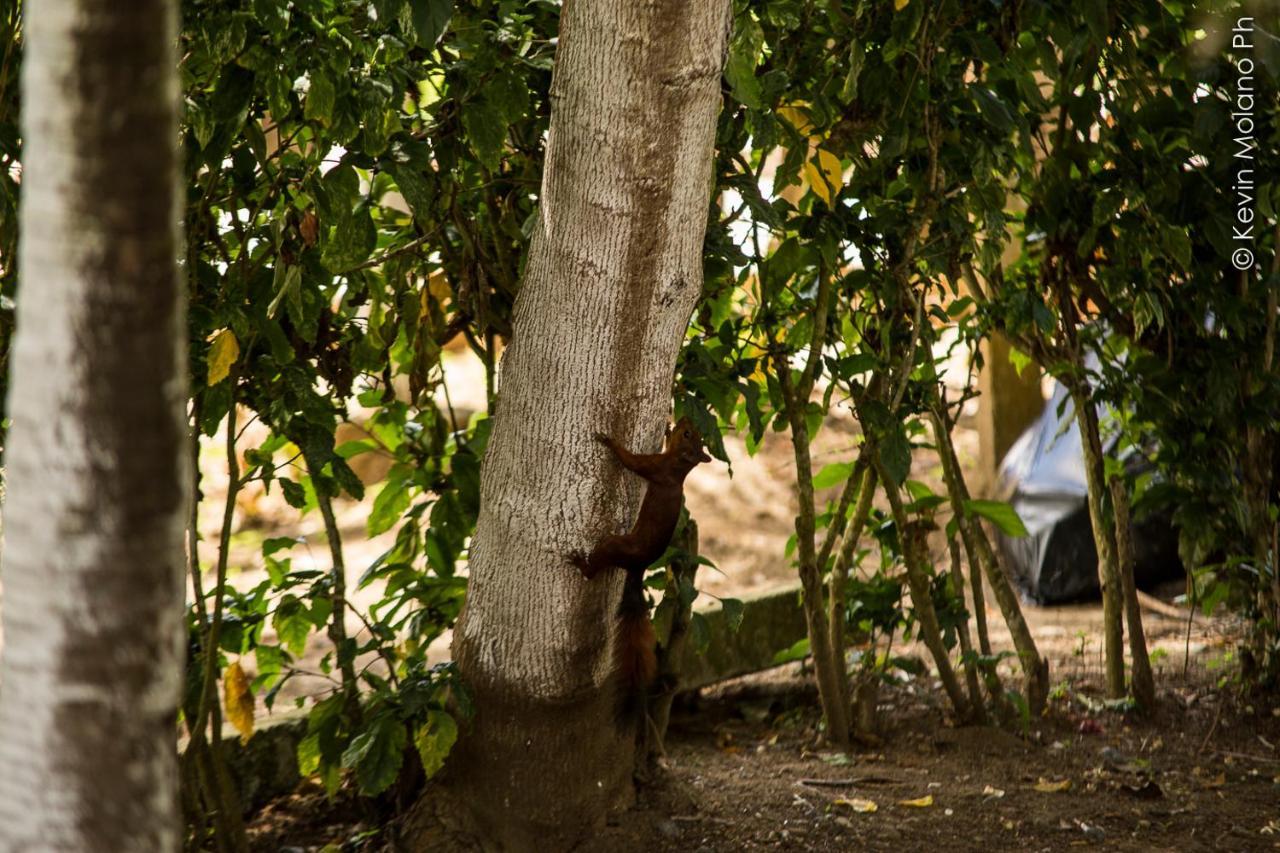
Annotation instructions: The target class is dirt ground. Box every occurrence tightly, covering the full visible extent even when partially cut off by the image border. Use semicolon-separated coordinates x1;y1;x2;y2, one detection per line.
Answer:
247;639;1280;852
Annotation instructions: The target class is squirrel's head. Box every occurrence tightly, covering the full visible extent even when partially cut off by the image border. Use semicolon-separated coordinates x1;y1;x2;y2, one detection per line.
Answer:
665;416;713;468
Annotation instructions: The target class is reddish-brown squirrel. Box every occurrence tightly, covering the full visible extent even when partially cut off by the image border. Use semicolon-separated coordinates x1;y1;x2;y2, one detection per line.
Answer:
570;416;712;726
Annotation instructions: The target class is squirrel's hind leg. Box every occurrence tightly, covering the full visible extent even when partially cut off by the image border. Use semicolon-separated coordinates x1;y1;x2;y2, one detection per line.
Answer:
571;534;644;579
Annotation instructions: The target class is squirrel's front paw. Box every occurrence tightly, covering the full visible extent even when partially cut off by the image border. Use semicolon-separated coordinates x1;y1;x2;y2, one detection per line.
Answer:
567;551;596;579
591;432;611;446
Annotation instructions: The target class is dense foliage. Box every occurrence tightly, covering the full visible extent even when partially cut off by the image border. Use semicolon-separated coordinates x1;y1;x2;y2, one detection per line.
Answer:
172;0;566;841
0;0;1276;846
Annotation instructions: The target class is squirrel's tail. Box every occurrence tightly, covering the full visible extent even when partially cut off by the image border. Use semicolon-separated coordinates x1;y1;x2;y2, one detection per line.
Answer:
613;569;656;729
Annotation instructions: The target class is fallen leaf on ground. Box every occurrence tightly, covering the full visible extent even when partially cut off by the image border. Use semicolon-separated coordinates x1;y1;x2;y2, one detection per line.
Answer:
898;795;934;808
1033;778;1072;793
982;785;1005;799
834;798;878;814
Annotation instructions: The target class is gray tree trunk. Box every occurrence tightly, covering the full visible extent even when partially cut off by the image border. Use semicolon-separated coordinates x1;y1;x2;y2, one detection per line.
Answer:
434;0;731;847
0;1;185;850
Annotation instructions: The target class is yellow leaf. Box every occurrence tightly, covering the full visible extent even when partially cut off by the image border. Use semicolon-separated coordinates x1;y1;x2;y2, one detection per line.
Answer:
1033;777;1072;793
834;797;878;813
895;0;910;9
427;269;451;302
776;103;814;136
224;660;255;744
897;795;934;808
803;149;844;206
207;329;240;387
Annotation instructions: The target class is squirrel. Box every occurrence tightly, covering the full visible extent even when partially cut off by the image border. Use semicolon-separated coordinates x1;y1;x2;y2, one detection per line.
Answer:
570;415;712;727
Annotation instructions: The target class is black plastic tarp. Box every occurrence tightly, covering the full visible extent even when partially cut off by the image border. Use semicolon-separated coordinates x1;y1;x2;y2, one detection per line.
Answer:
995;380;1182;605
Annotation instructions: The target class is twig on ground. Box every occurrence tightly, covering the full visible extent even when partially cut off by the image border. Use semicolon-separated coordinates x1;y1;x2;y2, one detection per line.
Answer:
1197;703;1223;755
796;776;898;788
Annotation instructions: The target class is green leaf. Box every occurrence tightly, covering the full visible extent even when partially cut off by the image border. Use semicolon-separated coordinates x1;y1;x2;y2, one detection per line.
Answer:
341;715;407;796
297;730;323;777
304;71;337;126
413;709;458;778
689;612;711;654
488;73;529;125
263;536;300;558
280;478;307;509
309;595;333;630
321;164;360;215
879;428;911;487
772;636;810;664
724;18;764;108
273;595;312;656
461;99;506;172
840;41;864;101
905;480;937;501
385;162;436;226
1008;346;1033;377
1133;291;1164;338
265;556;289;587
322;207;378;273
813;461;854;490
721;597;745;633
964;499;1029;538
409;0;453;47
973;86;1014;132
335;440;378;459
267;264;301;320
368;475;411;537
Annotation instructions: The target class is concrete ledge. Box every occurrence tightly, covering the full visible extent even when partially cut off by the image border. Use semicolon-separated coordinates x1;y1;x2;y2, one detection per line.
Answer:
184;707;309;812
673;583;807;690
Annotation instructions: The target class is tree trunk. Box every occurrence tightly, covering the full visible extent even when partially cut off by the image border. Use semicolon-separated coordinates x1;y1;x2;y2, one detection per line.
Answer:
0;1;185;849
784;406;853;747
932;406;1045;715
646;518;699;767
1108;474;1155;708
432;1;731;847
1071;385;1127;699
877;463;972;722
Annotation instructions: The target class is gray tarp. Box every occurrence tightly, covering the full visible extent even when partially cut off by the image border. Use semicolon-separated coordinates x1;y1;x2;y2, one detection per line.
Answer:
995;379;1182;604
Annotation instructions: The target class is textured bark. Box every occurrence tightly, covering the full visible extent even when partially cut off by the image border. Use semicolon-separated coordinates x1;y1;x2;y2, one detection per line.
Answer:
1072;386;1127;699
0;1;185;850
439;0;731;847
783;400;853;747
877;463;972;722
947;535;986;720
1109;474;1155;709
646;518;699;766
827;463;875;665
931;407;1039;716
